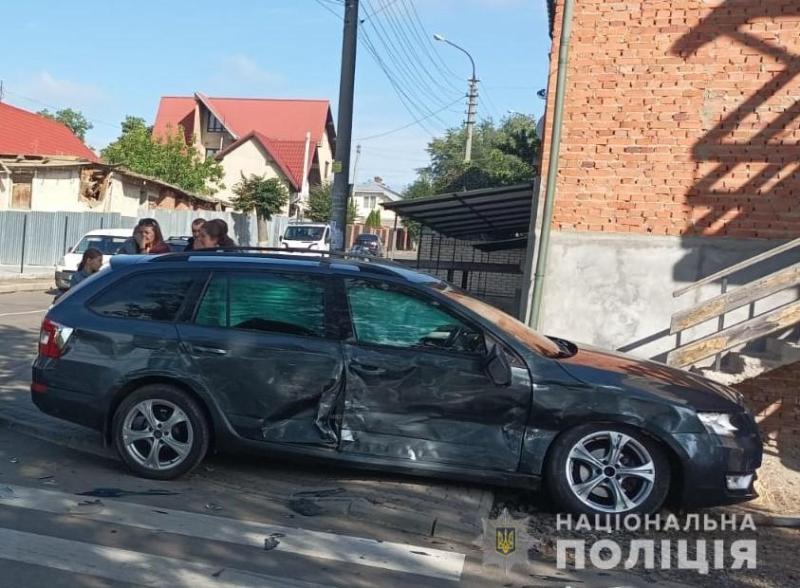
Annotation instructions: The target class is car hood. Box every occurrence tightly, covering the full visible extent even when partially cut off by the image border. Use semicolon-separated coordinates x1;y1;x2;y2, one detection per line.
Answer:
556;343;743;412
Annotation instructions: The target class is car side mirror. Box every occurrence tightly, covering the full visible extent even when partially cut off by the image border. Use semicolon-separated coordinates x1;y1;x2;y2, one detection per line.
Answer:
484;342;511;386
279;235;283;242
67;246;74;253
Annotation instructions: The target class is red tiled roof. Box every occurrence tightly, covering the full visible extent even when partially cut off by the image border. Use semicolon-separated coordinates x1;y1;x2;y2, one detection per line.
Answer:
0;102;98;161
217;131;312;191
152;96;196;144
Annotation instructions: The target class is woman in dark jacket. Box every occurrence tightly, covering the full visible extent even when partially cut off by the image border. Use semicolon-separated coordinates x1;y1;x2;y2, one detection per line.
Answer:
195;219;236;249
119;218;171;254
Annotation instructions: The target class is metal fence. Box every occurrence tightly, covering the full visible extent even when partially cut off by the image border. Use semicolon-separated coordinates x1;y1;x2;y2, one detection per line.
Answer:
0;210;288;270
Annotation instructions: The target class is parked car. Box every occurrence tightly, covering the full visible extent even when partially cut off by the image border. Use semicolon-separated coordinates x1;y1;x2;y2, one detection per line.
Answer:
353;233;384;257
166;236;191;252
54;228;132;290
281;223;331;251
32;251;762;514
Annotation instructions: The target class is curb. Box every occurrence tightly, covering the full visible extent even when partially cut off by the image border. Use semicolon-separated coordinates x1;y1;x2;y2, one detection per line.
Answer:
0;408;110;459
0;279;55;295
750;513;800;528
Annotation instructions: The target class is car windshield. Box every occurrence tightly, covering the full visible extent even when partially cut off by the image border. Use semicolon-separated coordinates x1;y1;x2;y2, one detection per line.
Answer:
357;235;378;242
284;226;325;241
74;235;129;255
438;286;562;358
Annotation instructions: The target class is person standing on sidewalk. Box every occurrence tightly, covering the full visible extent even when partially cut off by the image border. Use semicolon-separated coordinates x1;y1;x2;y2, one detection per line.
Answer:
119;218;171;255
184;218;206;251
69;248;103;288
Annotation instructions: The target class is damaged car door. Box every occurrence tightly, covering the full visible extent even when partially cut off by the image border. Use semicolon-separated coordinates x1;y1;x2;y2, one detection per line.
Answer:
177;270;344;446
338;278;530;471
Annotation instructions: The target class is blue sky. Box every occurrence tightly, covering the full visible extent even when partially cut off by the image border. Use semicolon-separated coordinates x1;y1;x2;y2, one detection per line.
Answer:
2;0;550;189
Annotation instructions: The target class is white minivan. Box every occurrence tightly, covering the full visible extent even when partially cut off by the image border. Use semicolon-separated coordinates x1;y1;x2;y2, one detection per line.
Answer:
54;228;132;290
280;223;331;251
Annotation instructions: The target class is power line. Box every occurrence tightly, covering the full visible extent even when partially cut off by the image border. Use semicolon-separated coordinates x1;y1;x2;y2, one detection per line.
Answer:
400;0;463;92
362;0;455;125
404;0;463;83
375;0;462;110
357;96;462;140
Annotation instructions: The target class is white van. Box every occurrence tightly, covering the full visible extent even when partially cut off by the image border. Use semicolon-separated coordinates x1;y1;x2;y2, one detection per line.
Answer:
54;228;133;290
281;223;331;252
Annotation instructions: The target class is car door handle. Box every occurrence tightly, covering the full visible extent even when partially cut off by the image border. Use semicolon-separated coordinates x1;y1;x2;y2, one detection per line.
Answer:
351;362;386;375
188;344;228;356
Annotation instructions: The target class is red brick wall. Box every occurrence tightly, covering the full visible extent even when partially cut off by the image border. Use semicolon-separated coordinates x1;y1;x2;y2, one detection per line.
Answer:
734;361;800;458
543;0;800;238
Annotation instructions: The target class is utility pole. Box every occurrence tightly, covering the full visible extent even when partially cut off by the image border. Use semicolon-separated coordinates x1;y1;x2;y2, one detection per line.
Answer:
433;34;477;163
0;80;5;103
464;77;478;163
330;0;359;253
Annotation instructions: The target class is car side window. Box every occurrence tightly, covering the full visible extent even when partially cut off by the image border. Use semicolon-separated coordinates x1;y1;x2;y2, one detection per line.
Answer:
345;279;484;353
89;272;197;322
195;272;326;338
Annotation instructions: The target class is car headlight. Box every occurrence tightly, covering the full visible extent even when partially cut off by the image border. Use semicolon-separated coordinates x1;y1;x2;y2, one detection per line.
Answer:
697;412;739;436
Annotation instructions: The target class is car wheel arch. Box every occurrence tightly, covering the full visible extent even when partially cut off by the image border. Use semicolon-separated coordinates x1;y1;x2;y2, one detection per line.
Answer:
104;376;216;452
540;419;687;504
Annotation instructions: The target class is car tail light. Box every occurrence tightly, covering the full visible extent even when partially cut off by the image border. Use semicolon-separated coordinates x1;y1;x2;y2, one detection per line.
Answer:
39;318;73;359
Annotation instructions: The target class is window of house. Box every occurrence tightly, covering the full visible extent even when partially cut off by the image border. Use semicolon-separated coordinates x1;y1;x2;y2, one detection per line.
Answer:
90;272;197;322
363;195;377;209
345;279;484;353
207;113;224;133
205;147;219;159
195;272;326;338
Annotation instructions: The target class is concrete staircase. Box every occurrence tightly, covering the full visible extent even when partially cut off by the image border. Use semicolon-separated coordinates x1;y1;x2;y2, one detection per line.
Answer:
693;333;800;385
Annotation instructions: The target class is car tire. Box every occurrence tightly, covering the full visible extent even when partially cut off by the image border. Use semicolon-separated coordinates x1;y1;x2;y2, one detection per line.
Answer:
545;423;670;515
112;384;209;480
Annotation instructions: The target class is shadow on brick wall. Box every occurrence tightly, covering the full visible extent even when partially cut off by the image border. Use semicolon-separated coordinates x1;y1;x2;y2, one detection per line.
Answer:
670;0;800;283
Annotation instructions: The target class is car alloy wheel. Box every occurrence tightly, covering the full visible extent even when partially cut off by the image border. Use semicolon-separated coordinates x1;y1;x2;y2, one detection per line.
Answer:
121;399;194;471
565;430;656;513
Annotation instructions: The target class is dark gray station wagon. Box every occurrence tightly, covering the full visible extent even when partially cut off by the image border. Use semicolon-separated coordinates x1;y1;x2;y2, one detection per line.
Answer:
32;251;762;515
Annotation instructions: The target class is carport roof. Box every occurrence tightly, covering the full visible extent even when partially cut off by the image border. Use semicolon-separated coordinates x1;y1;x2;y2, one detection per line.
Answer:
381;182;535;240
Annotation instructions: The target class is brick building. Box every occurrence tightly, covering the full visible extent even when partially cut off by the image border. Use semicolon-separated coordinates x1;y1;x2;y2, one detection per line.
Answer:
535;0;799;356
535;0;799;454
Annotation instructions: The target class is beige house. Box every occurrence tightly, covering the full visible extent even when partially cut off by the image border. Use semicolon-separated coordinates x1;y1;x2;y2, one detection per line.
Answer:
0;155;219;215
353;177;402;227
153;93;336;213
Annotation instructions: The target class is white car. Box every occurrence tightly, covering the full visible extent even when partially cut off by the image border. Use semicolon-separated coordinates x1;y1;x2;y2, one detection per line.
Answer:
281;223;331;252
54;228;133;290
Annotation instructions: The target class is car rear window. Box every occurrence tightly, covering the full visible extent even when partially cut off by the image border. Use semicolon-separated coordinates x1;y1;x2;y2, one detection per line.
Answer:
89;271;197;322
195;272;326;338
74;235;129;255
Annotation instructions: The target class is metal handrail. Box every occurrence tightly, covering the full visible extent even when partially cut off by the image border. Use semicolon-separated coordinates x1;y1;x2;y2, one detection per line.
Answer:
673;237;800;298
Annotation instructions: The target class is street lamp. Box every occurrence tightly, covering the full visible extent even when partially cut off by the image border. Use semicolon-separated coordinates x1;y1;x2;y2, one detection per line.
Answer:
434;33;478;163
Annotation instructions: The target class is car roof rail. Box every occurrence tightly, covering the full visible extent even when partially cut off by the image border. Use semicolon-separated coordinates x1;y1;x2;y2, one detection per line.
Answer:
149;246;398;267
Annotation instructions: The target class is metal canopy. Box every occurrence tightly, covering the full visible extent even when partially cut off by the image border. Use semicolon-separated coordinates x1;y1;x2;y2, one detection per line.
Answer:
381;182;535;240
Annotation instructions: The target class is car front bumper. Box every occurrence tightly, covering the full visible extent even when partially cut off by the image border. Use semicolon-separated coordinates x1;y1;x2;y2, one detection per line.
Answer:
673;419;763;508
54;269;73;290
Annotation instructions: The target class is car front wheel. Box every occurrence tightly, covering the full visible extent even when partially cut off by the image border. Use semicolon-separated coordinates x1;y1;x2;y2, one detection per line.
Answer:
545;424;670;515
112;384;209;480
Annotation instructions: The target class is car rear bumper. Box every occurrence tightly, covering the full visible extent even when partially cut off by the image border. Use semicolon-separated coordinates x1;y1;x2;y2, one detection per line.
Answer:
673;427;763;508
31;375;104;432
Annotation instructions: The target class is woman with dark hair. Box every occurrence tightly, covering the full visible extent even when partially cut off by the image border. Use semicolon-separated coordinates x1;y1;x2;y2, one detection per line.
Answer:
119;218;170;254
196;218;236;249
70;248;103;288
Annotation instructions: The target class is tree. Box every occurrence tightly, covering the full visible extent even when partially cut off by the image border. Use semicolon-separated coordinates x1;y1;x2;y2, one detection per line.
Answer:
232;174;289;220
306;182;357;224
365;209;382;229
38;108;93;141
307;182;332;222
231;174;289;245
101;117;224;195
420;114;539;194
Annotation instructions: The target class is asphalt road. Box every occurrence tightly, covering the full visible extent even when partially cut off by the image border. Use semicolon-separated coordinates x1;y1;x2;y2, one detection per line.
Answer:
0;290;667;587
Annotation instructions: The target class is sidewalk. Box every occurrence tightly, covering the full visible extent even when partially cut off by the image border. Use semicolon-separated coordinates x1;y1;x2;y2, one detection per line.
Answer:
0;265;54;293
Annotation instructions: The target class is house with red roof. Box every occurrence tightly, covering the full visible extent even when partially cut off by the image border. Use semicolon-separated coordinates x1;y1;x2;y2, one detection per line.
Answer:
0;102;217;213
153;93;336;213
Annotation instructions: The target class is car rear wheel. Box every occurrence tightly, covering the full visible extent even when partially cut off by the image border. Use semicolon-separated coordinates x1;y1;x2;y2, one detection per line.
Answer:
545;424;670;515
112;384;209;480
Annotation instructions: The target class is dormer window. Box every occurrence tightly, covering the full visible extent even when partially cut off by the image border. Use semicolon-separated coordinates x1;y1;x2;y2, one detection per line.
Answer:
207;113;224;133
